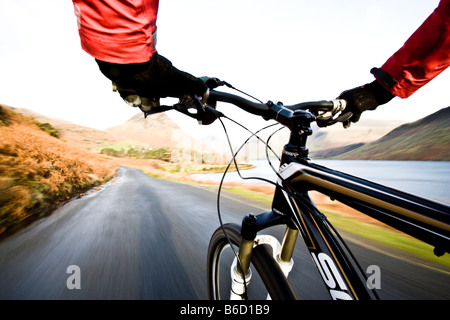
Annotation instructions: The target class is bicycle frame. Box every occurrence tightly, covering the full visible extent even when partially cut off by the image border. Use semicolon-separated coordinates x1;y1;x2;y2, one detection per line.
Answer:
233;127;450;300
156;86;449;300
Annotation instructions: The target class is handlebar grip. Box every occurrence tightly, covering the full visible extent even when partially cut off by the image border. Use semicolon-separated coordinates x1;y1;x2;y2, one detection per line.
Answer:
286;99;346;112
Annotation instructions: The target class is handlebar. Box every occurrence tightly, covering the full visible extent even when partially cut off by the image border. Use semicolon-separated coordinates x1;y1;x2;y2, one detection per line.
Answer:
144;81;350;128
207;90;272;118
208;90;349;126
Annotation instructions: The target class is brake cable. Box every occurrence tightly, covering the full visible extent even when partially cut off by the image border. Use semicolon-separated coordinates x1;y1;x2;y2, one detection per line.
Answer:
202;77;264;104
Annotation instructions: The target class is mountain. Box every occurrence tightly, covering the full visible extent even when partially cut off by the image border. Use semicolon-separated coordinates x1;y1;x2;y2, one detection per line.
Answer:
105;112;186;148
9;107;190;152
10;106;219;163
9;103;450;161
308;118;405;158
335;107;450;161
7;106;151;152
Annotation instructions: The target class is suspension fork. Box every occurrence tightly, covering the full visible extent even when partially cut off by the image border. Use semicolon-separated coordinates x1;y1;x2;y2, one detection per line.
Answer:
279;226;299;271
230;210;297;299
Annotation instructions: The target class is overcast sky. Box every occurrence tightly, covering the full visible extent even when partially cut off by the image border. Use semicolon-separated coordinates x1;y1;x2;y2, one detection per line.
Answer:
0;0;448;133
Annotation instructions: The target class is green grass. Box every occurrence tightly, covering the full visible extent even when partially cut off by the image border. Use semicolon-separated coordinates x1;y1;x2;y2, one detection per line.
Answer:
323;210;450;270
223;186;273;205
161;163;254;174
33;121;60;138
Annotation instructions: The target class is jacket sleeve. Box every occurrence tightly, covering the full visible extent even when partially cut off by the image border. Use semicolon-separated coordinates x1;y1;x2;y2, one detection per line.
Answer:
376;0;450;98
72;0;159;64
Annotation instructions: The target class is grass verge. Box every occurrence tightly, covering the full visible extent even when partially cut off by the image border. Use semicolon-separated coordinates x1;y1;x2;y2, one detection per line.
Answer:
0;106;117;236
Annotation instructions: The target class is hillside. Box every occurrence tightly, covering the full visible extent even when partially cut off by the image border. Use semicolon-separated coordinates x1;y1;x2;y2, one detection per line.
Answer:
336;107;450;160
17;105;410;163
105;112;186;148
0;105;117;235
10;107;152;152
2;102;447;235
308;118;404;158
104;112;235;164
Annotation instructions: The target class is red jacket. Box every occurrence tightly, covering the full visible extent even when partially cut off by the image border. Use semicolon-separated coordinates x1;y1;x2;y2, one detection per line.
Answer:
72;0;449;99
379;0;450;98
72;0;159;64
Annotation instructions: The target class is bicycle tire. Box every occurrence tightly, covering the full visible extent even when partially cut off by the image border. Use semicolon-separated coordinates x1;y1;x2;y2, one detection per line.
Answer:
207;223;298;300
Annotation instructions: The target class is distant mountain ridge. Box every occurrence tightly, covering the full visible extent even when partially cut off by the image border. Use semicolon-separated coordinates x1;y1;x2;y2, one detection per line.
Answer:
7;104;450;161
105;112;185;148
334;107;450;161
308;118;405;159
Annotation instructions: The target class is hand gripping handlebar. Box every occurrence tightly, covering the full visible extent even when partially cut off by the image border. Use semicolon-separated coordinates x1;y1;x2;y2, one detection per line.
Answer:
206;89;348;128
144;78;349;128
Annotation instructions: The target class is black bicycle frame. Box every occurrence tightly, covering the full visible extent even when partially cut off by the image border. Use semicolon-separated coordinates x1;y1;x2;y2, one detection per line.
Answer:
239;122;450;300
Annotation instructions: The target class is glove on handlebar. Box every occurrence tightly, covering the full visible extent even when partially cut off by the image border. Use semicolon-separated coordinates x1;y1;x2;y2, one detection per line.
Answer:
338;80;394;125
96;52;207;112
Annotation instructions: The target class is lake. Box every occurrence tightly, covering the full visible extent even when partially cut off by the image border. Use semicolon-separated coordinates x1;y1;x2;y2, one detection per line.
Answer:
191;160;450;205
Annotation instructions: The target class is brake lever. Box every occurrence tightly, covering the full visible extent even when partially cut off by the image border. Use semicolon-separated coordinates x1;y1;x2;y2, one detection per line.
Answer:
173;94;223;125
315;99;352;127
316;111;353;128
143;105;173;118
193;94;206;113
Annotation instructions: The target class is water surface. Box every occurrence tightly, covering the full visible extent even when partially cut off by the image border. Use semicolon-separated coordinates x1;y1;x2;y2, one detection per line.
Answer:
191;160;450;205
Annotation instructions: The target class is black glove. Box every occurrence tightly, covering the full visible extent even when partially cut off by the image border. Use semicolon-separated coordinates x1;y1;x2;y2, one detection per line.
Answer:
96;52;207;112
338;79;394;127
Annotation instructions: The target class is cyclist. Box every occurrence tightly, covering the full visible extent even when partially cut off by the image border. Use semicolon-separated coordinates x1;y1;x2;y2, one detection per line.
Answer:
72;0;449;124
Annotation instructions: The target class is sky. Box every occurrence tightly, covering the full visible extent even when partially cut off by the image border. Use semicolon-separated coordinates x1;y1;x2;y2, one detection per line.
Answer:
0;0;448;135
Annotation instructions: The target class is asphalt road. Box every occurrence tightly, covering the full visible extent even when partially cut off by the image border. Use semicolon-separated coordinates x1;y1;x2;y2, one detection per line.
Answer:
0;167;448;300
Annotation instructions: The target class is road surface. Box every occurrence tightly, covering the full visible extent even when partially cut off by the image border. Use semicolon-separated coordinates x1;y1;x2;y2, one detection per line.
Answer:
0;167;448;299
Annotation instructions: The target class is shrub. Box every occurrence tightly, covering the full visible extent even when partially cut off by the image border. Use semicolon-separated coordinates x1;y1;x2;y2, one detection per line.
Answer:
0;106;11;126
101;146;171;161
33;121;60;138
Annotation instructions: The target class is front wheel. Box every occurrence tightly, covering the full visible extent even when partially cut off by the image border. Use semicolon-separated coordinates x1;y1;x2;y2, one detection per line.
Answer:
207;223;297;300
